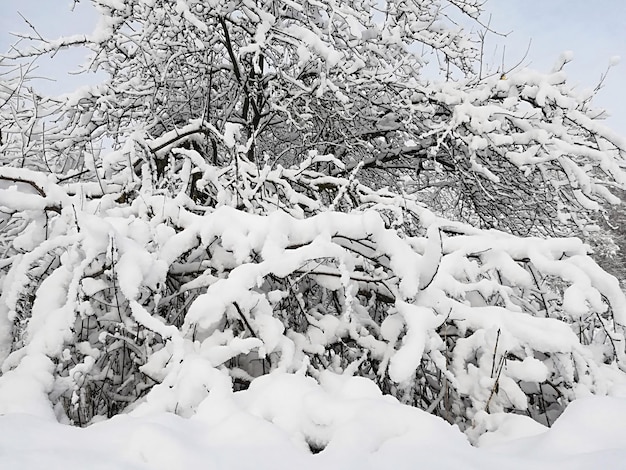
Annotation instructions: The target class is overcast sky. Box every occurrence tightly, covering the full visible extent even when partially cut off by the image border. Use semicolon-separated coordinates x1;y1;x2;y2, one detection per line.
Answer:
486;0;626;132
1;0;625;132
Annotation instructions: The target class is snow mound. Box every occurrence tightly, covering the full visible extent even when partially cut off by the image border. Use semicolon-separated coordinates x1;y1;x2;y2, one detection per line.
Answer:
1;373;626;469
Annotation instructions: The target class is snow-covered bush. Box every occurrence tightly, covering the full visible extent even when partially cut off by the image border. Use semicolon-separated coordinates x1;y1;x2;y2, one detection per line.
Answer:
1;0;626;438
1;146;624;431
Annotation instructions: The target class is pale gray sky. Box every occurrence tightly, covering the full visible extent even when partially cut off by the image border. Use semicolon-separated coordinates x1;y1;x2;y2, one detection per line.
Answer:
0;1;98;96
1;0;625;132
486;0;626;132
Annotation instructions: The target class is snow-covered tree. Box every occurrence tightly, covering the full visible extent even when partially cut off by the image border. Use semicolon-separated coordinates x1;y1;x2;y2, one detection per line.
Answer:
1;0;625;437
590;188;626;289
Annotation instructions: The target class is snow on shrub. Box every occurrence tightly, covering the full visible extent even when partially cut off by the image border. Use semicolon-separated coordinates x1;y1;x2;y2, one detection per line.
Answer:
0;142;624;432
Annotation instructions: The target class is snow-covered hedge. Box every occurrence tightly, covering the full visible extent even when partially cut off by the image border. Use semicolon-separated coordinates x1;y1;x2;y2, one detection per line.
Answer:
0;142;624;433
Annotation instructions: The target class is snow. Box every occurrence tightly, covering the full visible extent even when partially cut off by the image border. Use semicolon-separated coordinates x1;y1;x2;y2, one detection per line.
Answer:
285;24;343;68
478;395;626;469
223;123;243;149
388;302;441;383
1;374;626;469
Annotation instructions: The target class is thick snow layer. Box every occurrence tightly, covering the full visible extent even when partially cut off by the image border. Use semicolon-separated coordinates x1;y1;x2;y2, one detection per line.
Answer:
1;373;625;469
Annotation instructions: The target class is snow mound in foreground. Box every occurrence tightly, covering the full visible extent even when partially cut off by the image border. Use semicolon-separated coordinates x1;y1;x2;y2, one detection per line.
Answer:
1;373;626;470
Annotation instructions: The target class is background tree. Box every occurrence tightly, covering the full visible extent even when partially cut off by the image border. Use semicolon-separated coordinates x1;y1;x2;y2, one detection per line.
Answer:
0;0;625;436
590;187;626;287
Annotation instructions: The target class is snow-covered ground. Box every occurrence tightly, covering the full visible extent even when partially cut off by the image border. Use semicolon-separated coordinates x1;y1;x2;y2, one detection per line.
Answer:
2;372;626;469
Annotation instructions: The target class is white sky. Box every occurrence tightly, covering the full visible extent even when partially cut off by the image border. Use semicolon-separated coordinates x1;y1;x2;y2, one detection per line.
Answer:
1;0;625;132
486;0;626;133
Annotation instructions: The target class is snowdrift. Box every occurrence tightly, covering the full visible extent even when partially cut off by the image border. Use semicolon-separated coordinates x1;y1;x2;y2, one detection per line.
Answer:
2;373;626;470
